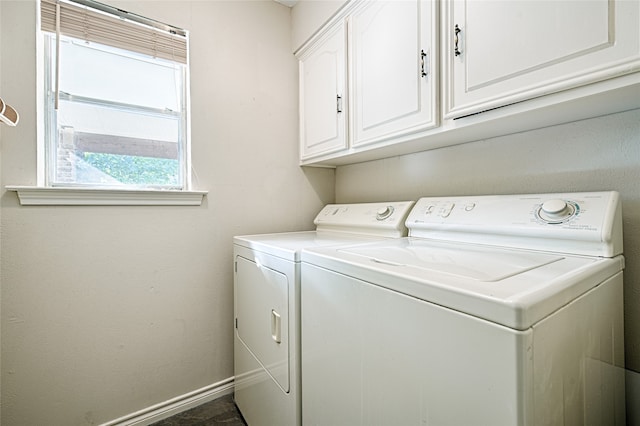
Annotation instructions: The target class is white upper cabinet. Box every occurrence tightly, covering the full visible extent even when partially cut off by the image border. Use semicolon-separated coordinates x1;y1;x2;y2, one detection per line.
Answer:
299;22;347;160
294;0;639;166
297;0;437;162
350;0;438;147
443;0;640;119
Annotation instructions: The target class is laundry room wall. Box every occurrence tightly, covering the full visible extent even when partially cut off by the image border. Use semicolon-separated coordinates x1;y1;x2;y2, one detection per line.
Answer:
334;108;640;418
290;0;346;50
0;1;333;425
0;3;3;422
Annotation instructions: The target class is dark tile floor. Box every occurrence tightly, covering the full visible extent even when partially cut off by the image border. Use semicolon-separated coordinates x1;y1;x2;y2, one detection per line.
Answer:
150;394;247;426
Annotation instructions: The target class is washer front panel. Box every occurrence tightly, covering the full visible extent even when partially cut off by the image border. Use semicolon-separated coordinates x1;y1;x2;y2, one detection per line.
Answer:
300;263;625;425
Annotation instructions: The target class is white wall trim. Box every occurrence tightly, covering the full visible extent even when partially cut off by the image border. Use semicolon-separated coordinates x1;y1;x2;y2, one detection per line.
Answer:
5;186;207;206
100;377;235;426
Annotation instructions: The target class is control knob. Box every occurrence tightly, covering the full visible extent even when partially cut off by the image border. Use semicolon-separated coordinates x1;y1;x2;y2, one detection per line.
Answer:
376;205;394;221
537;199;576;223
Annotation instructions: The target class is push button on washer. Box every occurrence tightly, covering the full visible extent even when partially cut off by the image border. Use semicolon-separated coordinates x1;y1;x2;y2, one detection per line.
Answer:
440;203;455;218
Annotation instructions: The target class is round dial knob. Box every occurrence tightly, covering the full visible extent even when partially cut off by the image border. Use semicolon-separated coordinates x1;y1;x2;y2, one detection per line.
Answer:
537;199;576;223
541;199;570;216
376;206;394;221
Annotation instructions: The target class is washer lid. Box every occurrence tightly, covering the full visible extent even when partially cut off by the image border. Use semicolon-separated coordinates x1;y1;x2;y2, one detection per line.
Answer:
342;242;563;282
302;238;624;330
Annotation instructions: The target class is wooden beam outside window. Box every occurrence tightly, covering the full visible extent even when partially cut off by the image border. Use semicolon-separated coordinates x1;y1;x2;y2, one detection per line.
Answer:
73;131;178;159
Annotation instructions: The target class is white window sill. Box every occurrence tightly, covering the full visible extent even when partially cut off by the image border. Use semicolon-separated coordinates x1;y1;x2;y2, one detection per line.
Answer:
5;186;207;206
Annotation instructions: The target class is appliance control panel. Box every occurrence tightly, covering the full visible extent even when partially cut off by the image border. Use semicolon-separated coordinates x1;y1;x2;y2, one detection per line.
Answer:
406;192;622;257
314;201;415;237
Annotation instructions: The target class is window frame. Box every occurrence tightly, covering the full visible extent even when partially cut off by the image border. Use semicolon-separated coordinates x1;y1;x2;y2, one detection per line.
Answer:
43;32;190;190
22;0;204;205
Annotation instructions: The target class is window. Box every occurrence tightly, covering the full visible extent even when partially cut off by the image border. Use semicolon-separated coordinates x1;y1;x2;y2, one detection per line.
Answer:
40;0;190;190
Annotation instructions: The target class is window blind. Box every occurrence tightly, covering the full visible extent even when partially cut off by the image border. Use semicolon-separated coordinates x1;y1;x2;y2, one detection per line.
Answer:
40;0;188;64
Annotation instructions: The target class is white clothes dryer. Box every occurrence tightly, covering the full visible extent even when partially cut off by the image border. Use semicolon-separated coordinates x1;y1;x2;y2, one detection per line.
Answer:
301;192;625;426
233;201;414;426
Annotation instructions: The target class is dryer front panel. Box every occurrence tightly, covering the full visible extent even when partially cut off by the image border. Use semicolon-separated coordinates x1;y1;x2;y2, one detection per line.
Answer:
235;255;290;392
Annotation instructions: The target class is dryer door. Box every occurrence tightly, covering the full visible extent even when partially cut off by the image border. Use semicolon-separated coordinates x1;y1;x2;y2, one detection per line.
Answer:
235;255;290;392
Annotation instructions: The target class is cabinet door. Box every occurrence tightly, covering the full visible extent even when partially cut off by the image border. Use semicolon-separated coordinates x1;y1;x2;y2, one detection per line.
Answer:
299;22;347;160
444;0;640;119
350;0;438;148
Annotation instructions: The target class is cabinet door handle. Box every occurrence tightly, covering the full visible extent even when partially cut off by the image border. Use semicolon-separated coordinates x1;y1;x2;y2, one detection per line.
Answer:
421;50;428;77
336;94;343;113
454;24;462;57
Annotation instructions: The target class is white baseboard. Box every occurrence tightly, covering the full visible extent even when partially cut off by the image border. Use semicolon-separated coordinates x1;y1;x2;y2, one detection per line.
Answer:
100;377;235;426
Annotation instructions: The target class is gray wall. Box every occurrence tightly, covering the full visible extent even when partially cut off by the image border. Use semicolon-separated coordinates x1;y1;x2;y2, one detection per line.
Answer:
335;108;640;415
0;1;334;424
290;0;345;51
0;2;3;422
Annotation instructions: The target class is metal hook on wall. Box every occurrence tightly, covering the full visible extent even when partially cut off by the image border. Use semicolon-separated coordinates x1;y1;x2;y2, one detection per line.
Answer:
0;97;20;126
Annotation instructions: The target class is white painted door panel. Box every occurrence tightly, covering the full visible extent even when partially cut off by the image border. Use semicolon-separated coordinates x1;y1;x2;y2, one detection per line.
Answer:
299;22;347;160
445;0;640;118
351;0;437;147
235;255;289;392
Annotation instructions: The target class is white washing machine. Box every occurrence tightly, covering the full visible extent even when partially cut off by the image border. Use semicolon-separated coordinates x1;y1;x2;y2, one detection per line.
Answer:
233;201;414;426
301;191;625;426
